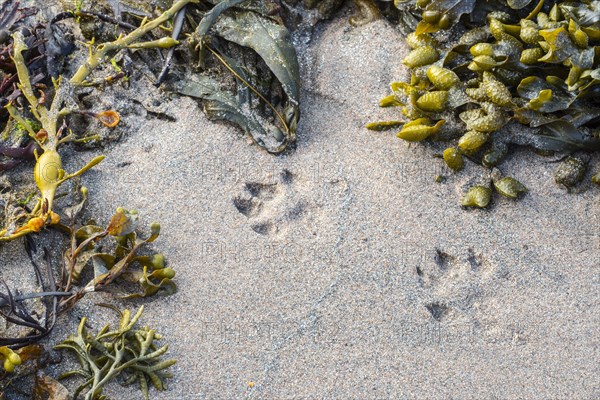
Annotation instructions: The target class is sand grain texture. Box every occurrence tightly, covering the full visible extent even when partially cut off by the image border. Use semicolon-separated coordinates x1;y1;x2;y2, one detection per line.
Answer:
2;7;599;400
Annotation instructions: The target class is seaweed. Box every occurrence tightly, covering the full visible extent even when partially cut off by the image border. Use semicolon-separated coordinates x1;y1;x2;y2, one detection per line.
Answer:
370;0;600;206
0;3;178;395
0;239;60;349
59;205;176;312
66;0;301;153
181;1;300;153
55;306;175;400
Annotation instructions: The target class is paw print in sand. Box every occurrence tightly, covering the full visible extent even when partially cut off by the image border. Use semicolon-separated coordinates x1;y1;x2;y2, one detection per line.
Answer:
232;170;311;236
416;248;498;322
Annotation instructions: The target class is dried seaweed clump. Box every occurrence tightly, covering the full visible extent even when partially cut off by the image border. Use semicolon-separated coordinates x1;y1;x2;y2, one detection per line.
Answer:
370;0;600;207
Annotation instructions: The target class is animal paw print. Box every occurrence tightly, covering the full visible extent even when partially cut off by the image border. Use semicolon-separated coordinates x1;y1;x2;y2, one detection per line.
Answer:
233;182;278;235
233;170;310;236
417;248;497;321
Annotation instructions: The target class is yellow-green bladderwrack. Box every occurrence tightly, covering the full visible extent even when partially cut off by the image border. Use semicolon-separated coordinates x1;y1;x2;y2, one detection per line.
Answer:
368;0;600;208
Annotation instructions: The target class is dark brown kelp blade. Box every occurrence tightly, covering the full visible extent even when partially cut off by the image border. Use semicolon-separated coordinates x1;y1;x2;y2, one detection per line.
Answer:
177;2;300;153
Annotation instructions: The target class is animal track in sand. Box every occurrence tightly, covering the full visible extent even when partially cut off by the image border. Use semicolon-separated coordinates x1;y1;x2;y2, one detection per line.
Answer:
232;169;316;236
417;248;497;322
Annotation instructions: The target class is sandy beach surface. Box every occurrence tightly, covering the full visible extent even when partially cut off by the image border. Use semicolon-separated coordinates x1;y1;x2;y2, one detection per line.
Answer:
2;4;599;399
